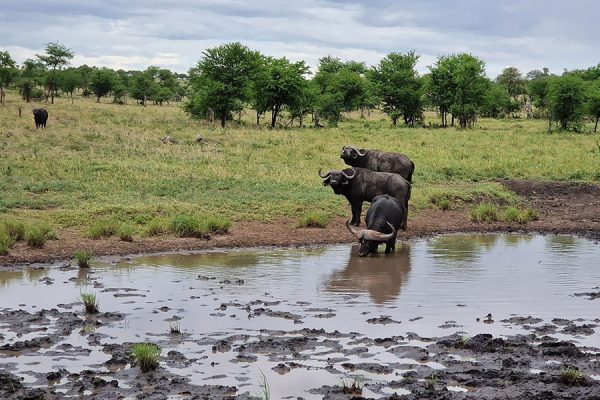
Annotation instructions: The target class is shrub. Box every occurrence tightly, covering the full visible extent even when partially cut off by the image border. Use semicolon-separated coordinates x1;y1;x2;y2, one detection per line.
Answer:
132;343;161;372
74;250;91;268
3;220;25;240
88;221;117;239
25;227;46;248
169;215;208;238
143;218;168;237
202;216;232;234
560;367;584;385
0;228;15;255
297;211;331;228
469;203;500;223
117;224;134;242
504;206;539;224
80;292;99;313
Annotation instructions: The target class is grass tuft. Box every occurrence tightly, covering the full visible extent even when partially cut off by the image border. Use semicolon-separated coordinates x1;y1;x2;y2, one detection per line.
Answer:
560;367;584;385
297;211;331;228
132;343;161;372
117;223;135;242
0;228;15;255
25;226;47;248
88;221;117;239
339;375;364;395
74;250;92;268
80;292;99;313
169;215;208;238
169;322;181;334
202;216;232;234
143;218;168;237
253;370;270;400
2;220;25;240
469;203;500;223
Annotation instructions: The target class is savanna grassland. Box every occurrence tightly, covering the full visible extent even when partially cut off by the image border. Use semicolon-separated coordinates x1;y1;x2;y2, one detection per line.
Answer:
1;90;599;258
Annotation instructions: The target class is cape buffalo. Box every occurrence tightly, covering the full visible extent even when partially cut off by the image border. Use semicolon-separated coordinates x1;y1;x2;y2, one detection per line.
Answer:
346;195;406;257
340;146;414;183
319;167;410;227
33;108;48;129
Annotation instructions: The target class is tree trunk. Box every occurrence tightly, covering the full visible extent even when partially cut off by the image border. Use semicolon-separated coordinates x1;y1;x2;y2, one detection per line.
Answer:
451;114;455;127
256;111;260;126
97;95;100;103
595;116;599;133
18;106;22;117
392;116;397;126
548;114;552;132
0;86;4;104
271;105;280;128
360;106;364;119
220;113;226;128
71;92;74;104
299;114;304;128
143;94;146;106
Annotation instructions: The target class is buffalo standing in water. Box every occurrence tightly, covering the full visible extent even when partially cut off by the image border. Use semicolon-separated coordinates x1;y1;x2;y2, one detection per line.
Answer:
346;194;406;257
33;108;48;129
340;146;414;183
319;167;411;227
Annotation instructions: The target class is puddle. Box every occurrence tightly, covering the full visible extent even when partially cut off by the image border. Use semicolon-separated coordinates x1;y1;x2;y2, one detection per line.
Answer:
1;234;600;398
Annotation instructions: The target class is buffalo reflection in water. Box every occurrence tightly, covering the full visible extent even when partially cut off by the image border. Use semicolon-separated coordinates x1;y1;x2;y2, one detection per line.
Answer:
325;244;411;305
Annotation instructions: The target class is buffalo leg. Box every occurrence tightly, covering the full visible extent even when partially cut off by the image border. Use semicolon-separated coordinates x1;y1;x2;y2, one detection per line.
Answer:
385;235;396;254
350;202;362;226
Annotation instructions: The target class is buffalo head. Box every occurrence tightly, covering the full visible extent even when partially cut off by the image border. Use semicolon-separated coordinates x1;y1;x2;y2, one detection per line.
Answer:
346;220;395;257
340;146;366;161
318;168;356;187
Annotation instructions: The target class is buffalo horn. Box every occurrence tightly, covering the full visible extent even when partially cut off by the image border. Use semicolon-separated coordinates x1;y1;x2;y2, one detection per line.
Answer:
345;146;367;156
362;222;396;241
318;168;331;179
341;168;356;179
345;220;363;238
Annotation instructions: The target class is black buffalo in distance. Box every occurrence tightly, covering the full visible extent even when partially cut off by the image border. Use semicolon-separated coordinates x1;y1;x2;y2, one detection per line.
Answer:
33;108;48;129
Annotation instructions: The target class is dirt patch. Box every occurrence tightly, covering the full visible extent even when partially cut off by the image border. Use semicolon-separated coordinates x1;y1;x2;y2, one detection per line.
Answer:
1;179;599;266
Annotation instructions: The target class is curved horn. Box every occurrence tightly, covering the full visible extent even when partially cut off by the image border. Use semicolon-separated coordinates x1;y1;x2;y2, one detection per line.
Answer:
345;146;367;157
341;168;356;179
345;220;363;238
362;222;396;241
318;168;331;179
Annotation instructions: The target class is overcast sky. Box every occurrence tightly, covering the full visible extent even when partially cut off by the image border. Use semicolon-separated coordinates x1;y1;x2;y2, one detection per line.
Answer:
1;0;599;78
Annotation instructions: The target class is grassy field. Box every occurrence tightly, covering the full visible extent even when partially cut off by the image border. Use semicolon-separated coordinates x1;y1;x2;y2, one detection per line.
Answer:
0;90;599;238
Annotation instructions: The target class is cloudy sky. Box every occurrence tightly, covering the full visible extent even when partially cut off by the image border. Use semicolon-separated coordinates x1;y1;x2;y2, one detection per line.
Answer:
1;0;599;78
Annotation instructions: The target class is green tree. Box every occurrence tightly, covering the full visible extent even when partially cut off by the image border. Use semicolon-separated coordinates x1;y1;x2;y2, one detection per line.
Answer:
36;42;74;104
253;57;309;127
77;64;94;95
371;51;423;126
547;75;586;130
90;68;117;103
427;55;457;127
57;68;82;104
0;51;18;104
185;42;262;127
495;67;526;98
586;80;600;132
481;81;515;118
16;59;47;102
130;67;159;106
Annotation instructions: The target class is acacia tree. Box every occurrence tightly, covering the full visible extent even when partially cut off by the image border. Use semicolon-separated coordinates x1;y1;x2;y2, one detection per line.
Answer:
495;67;527;98
185;42;262;127
57;68;82;104
371;51;422;126
586;80;600;132
546;75;586;131
0;51;17;104
90;68;117;103
36;42;74;104
253;57;308;127
427;55;457;127
16;59;47;102
130;67;159;106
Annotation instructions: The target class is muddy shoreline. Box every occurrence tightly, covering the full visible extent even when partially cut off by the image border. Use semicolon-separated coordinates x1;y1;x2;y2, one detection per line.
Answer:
1;180;599;267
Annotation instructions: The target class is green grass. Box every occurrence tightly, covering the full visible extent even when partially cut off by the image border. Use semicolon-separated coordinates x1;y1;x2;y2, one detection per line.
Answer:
470;204;539;224
131;343;161;372
0;227;15;255
117;223;135;242
339;376;364;395
169;215;207;238
560;367;584;385
74;250;91;268
201;216;232;234
504;206;539;224
0;90;598;238
25;226;46;248
469;203;500;222
2;219;25;240
253;371;270;400
80;292;99;313
297;211;331;228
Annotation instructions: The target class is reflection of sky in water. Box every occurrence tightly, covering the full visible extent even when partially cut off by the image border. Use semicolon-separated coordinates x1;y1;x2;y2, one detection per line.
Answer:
0;234;599;398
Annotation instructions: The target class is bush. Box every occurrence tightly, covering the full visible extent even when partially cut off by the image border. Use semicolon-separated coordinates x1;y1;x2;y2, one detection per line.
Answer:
469;203;500;223
297;211;331;228
25;227;46;248
117;224;135;242
143;218;168;237
74;250;91;268
88;220;117;239
3;220;25;240
169;215;208;238
202;216;232;234
132;343;161;372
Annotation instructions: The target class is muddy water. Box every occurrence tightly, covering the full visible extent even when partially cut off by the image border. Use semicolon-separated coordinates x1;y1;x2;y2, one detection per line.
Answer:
1;234;599;399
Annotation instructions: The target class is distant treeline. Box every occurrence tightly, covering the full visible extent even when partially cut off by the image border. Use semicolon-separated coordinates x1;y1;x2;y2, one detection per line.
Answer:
1;42;599;131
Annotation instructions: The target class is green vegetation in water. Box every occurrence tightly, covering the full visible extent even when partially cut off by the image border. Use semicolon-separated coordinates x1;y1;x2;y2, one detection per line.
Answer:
253;370;270;400
169;322;181;334
297;211;331;228
80;292;99;313
425;373;440;390
560;367;585;385
131;343;161;372
74;250;91;268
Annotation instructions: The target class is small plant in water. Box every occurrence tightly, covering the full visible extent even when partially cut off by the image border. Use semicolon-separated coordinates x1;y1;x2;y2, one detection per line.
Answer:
132;343;161;372
339;375;364;395
459;334;471;347
425;373;439;390
80;292;99;313
74;250;92;268
252;370;270;400
169;322;181;334
560;367;584;385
